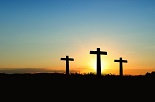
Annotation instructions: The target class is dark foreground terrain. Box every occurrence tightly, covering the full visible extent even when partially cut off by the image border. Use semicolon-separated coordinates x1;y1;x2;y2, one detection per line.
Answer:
0;72;154;86
0;73;154;100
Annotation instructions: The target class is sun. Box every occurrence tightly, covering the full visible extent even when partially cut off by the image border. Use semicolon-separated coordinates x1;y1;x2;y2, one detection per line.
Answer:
87;57;107;74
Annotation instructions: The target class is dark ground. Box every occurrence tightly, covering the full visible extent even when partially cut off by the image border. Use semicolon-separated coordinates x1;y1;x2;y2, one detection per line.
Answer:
0;73;154;101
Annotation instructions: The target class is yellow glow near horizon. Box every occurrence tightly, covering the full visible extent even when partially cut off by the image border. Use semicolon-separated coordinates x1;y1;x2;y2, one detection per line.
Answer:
86;56;109;74
89;58;96;73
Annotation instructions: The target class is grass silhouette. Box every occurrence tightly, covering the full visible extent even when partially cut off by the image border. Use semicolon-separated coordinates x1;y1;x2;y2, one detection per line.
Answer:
0;72;154;83
0;72;154;100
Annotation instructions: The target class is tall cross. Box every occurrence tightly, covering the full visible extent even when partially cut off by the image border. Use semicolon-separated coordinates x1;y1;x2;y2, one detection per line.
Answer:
61;55;74;75
114;57;127;76
90;48;107;76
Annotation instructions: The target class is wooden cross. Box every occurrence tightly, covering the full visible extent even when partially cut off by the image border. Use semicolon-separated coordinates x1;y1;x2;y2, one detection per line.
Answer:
114;57;127;76
61;55;74;75
90;48;107;76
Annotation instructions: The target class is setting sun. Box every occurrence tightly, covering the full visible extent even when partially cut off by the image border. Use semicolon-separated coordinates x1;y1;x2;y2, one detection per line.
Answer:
87;56;108;75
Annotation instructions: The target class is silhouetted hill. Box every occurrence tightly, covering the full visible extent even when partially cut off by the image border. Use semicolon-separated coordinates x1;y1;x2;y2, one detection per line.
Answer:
0;72;154;101
0;72;154;84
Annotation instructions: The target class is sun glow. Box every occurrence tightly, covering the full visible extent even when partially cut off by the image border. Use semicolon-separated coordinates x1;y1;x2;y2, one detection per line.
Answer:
87;56;108;74
101;60;108;74
89;58;96;72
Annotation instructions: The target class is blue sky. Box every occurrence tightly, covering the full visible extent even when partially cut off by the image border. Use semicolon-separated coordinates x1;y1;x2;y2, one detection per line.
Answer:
0;0;155;75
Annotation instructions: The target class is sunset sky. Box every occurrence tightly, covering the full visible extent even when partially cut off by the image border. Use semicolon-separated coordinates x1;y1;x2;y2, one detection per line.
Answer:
0;0;155;75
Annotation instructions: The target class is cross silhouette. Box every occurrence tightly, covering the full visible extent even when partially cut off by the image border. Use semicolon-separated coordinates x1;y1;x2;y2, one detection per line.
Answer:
114;57;127;76
61;55;74;75
90;48;107;76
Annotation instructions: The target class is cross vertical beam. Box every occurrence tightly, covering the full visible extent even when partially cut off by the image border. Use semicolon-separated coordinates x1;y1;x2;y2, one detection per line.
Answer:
90;48;107;76
61;55;74;75
114;57;127;76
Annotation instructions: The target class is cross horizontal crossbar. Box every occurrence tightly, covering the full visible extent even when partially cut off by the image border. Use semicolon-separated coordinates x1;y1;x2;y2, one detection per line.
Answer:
90;51;107;55
114;60;127;63
61;58;74;61
61;55;74;61
90;48;107;55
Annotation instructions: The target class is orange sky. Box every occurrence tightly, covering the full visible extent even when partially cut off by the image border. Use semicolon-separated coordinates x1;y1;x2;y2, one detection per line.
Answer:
1;0;155;75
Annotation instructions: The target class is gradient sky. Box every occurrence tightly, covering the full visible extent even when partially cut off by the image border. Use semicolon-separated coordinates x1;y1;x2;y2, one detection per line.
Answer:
0;0;155;75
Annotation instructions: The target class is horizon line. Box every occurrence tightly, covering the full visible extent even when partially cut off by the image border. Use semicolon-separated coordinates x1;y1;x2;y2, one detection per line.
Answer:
0;67;154;75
